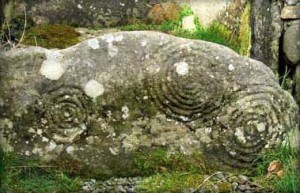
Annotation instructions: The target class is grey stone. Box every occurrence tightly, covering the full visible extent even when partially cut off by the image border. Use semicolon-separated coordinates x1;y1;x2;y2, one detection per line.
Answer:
15;0;165;27
285;0;300;6
250;0;283;72
283;24;300;64
0;31;297;177
281;6;300;19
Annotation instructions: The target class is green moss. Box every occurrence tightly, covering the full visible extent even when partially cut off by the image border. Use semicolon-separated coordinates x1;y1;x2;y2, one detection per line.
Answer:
133;149;211;176
22;24;80;49
238;2;251;56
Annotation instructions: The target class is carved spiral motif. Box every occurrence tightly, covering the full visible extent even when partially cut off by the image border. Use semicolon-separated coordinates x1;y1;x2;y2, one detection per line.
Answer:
146;44;221;124
37;85;93;143
145;41;296;167
215;85;296;167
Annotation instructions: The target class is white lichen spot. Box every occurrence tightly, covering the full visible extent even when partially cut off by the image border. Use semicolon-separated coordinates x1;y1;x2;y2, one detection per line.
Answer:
257;123;266;132
66;146;74;154
77;4;83;9
40;60;65;80
84;80;104;98
101;34;115;44
122;105;130;119
141;40;147;47
46;140;57;152
115;35;124;42
37;129;43;135
229;151;236;156
42;137;49;142
109;147;119;155
120;3;125;6
108;44;118;57
87;38;100;49
235;127;246;143
174;62;189;76
143;96;149;100
25;151;31;156
228;64;235;71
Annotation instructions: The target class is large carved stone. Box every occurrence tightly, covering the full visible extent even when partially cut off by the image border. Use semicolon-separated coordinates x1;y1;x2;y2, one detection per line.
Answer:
0;31;297;177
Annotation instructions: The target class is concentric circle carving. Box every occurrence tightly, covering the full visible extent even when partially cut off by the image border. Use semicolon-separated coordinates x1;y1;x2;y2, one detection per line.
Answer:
36;85;94;143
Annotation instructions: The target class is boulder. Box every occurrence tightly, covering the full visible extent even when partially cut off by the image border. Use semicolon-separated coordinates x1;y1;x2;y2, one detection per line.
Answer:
0;31;297;177
283;24;300;65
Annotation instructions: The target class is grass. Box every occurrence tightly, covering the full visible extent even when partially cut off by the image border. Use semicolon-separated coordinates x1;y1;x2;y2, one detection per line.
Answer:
120;5;250;54
0;151;82;193
251;133;300;193
133;149;210;176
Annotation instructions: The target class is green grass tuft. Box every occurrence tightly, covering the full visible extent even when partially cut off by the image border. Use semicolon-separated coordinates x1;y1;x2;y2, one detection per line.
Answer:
252;136;300;193
0;153;82;193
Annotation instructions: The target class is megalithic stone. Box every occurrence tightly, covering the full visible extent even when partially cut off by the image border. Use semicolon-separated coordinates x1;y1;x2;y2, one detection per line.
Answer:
0;31;297;176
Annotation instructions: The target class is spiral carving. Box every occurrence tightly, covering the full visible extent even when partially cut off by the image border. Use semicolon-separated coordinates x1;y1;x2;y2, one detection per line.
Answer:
145;41;297;167
36;85;93;143
146;43;222;124
208;84;296;167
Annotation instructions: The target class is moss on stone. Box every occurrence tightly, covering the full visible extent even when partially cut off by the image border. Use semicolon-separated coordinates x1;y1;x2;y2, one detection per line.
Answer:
22;24;80;49
238;2;251;56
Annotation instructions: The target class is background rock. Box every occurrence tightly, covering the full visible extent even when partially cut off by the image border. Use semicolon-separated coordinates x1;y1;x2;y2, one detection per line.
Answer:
147;2;181;24
0;31;297;177
283;24;300;65
250;0;283;72
15;0;166;27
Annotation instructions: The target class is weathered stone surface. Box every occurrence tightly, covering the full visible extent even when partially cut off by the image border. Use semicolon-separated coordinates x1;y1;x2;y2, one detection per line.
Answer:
281;5;300;19
147;2;181;24
283;24;300;64
182;15;196;31
250;0;283;72
285;0;300;6
0;31;297;177
15;0;165;27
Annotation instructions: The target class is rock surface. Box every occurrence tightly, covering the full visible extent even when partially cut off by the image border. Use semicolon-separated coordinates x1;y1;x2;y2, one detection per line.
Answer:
281;5;300;19
285;0;300;6
283;24;300;65
15;0;165;27
250;0;283;72
0;31;297;177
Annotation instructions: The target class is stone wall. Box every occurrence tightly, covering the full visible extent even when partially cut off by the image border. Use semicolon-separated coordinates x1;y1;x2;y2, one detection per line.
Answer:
15;0;166;27
251;0;300;111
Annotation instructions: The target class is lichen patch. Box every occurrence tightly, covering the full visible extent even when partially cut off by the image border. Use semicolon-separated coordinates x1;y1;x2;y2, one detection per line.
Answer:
84;80;104;98
88;38;100;49
40;50;65;80
174;62;189;76
257;123;266;132
108;44;118;57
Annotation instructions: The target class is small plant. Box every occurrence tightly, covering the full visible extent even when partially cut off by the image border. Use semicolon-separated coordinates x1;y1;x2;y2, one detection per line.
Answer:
120;5;241;53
